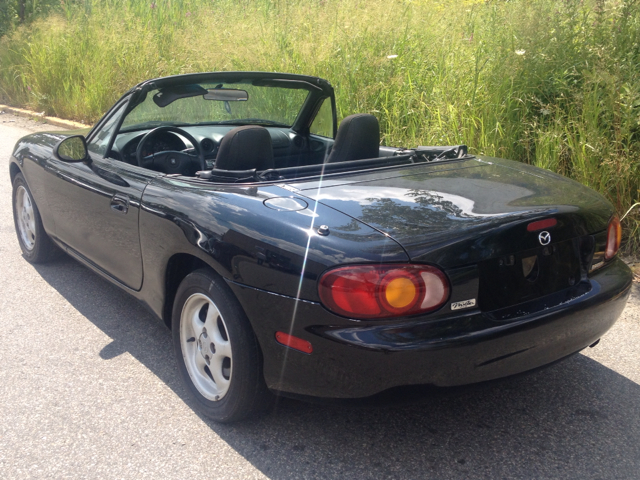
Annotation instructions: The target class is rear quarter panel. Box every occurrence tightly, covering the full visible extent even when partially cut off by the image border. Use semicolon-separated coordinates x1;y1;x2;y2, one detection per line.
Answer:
138;178;408;320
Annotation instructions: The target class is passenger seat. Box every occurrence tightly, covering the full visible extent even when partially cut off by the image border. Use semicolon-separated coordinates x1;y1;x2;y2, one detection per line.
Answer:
325;113;380;163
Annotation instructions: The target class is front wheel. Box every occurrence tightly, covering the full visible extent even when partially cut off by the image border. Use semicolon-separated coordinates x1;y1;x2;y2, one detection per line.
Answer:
172;269;273;423
12;173;60;263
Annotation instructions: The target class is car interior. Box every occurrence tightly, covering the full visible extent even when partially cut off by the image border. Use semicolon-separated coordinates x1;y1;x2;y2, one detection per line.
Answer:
108;114;469;183
99;77;469;183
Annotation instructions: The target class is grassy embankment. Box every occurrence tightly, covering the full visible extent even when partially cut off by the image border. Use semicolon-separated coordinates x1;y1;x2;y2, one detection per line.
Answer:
1;0;639;250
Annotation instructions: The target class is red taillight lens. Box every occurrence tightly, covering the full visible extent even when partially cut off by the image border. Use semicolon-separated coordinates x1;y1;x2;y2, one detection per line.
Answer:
605;216;622;260
318;265;449;319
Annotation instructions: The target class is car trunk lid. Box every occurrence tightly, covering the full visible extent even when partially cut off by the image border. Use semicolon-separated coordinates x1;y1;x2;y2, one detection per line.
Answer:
286;156;613;312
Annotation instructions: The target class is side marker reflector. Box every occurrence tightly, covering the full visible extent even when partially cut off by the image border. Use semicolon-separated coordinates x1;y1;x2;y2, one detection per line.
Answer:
275;331;313;354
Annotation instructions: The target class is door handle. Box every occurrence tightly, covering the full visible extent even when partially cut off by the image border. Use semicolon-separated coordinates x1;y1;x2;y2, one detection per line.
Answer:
110;194;129;214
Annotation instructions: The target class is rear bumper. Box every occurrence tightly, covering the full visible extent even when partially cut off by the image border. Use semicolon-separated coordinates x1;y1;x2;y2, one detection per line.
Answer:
229;257;632;398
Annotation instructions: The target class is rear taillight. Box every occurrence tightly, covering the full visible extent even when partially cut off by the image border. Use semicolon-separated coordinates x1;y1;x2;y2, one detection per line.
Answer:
318;264;449;319
605;216;622;260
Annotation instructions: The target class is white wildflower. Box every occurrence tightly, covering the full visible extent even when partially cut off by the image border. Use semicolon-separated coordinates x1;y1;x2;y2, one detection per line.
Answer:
515;49;526;56
387;55;398;59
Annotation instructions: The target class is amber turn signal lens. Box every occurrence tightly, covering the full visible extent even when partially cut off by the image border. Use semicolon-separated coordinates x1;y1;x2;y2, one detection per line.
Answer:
318;264;449;319
605;216;622;260
384;276;417;309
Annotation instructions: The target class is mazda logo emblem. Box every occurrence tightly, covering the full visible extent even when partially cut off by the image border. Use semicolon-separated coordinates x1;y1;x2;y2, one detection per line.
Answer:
539;231;551;245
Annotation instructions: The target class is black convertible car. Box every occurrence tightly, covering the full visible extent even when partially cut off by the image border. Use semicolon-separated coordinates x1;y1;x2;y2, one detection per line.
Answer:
9;72;632;422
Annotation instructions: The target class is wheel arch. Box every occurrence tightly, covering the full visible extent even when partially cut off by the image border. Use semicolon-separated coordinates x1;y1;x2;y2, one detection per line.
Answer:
162;253;242;330
9;161;22;184
168;254;274;421
163;254;210;328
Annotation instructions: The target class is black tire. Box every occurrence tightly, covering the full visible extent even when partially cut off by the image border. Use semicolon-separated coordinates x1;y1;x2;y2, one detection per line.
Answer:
172;268;273;423
12;173;60;263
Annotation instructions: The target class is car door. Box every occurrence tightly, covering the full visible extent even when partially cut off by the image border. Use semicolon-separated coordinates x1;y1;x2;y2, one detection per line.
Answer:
45;100;160;290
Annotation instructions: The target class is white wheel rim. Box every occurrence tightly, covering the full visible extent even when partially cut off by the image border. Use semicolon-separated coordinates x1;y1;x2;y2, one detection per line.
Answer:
180;293;233;401
16;186;36;251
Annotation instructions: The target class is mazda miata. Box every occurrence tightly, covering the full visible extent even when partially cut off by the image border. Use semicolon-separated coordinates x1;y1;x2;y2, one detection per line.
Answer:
9;72;632;422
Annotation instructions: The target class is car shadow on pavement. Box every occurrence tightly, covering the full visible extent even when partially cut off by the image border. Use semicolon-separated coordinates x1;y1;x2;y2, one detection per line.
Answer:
34;256;640;480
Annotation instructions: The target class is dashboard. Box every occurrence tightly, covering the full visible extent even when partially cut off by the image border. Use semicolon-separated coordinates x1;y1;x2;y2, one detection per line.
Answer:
118;131;189;165
112;125;331;171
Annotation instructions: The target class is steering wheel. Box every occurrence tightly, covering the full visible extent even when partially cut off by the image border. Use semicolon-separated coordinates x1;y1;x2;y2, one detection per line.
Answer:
136;126;206;175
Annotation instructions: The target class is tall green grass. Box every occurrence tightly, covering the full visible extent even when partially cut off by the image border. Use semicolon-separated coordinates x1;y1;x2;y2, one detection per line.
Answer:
1;0;639;251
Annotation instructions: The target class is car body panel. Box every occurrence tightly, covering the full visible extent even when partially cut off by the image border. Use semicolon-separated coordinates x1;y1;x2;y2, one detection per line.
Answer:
139;178;408;303
290;156;611;266
44;154;162;290
11;131;76;233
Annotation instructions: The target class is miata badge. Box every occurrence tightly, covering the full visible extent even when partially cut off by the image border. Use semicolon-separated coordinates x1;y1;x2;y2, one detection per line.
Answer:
451;299;476;311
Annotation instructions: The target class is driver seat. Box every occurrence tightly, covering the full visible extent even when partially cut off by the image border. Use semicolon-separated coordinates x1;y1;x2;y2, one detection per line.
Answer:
214;125;275;171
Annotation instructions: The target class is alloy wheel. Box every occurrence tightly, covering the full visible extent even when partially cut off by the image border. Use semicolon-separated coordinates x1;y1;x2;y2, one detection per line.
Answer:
180;293;233;401
15;185;36;251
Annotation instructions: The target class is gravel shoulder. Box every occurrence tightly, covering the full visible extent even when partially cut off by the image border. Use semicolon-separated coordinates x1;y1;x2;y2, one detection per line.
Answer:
1;112;62;131
1;113;639;480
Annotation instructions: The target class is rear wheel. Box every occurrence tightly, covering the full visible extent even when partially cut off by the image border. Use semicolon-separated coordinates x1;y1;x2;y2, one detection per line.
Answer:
172;268;273;423
12;173;60;263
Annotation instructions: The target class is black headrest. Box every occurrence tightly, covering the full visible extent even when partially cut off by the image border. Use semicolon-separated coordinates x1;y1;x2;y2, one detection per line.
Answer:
326;113;380;163
214;125;274;171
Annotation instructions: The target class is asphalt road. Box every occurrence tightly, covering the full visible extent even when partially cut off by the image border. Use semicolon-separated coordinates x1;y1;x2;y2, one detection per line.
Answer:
1;112;639;479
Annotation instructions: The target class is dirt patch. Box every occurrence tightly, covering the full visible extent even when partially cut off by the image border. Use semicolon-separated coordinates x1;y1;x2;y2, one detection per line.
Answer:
0;111;68;132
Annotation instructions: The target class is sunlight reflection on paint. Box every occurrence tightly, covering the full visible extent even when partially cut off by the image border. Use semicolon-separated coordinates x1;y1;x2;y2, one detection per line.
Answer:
277;159;328;389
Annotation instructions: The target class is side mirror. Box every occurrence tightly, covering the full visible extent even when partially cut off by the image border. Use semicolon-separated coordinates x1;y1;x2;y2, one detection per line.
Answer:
55;135;88;162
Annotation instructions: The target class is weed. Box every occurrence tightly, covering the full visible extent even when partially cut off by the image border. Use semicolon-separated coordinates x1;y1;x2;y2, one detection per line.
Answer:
1;0;639;251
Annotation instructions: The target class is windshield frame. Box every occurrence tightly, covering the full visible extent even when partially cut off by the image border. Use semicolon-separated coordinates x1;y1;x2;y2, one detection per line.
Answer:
93;72;336;162
121;81;314;132
123;72;335;136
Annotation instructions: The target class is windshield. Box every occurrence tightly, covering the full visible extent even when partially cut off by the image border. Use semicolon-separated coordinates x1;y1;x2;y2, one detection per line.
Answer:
121;81;310;131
